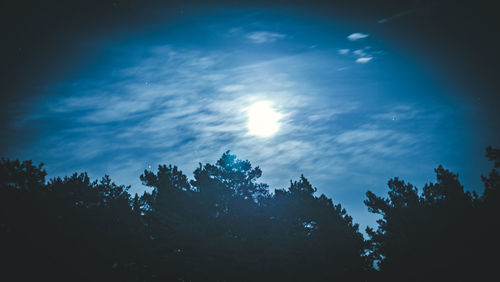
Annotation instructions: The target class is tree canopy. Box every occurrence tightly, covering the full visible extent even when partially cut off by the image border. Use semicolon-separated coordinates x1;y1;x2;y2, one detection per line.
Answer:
364;146;500;281
1;148;499;281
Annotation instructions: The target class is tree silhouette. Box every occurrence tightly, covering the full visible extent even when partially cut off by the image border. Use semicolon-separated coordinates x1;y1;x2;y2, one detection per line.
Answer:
268;175;369;281
4;148;497;281
482;146;500;203
136;151;368;281
365;147;500;281
1;159;149;281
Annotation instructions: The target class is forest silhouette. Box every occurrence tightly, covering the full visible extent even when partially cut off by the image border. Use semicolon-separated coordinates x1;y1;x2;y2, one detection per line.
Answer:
1;147;499;281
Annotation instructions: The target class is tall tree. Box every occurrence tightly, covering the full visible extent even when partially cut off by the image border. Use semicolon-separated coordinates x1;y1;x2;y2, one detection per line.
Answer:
267;175;369;281
1;159;149;281
138;152;369;281
365;147;500;281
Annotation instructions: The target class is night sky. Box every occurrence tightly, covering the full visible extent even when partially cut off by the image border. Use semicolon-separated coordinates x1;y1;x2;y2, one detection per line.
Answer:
2;0;499;231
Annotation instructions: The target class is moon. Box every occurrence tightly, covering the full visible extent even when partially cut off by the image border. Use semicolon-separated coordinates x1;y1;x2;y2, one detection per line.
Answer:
246;101;281;137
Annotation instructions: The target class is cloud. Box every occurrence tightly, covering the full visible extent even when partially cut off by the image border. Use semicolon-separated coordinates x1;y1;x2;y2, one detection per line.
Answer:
377;9;415;24
356;57;373;63
246;31;286;43
336;127;392;144
353;49;367;56
338;47;377;64
347;32;369;41
338;49;350;55
25;46;378;192
334;124;418;164
371;105;443;121
20;36;441;219
220;84;246;92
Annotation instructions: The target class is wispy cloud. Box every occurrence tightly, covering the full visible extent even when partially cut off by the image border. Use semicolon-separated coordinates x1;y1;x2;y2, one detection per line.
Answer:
246;31;286;43
338;49;350;55
353;49;367;56
24;42;425;194
339;38;378;64
371;105;443;121
356;57;373;63
23;39;444;198
352;47;379;64
377;1;441;24
377;9;415;24
347;32;369;41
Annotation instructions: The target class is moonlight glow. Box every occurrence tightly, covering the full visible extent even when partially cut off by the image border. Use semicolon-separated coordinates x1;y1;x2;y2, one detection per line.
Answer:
247;101;281;137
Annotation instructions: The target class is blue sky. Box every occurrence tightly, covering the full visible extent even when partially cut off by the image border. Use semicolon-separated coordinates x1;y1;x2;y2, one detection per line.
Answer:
10;8;482;230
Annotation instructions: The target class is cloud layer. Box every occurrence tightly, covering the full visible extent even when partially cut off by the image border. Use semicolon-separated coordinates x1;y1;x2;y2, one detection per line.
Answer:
11;13;473;231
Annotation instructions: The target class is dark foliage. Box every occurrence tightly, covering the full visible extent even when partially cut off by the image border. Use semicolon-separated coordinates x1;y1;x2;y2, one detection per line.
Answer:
136;151;369;281
1;148;499;281
365;146;500;281
0;159;151;281
1;152;367;281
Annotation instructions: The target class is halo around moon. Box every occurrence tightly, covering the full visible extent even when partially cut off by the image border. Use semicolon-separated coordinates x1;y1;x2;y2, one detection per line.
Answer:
246;101;281;137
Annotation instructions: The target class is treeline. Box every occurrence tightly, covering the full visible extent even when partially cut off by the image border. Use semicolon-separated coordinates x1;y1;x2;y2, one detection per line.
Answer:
1;148;499;281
